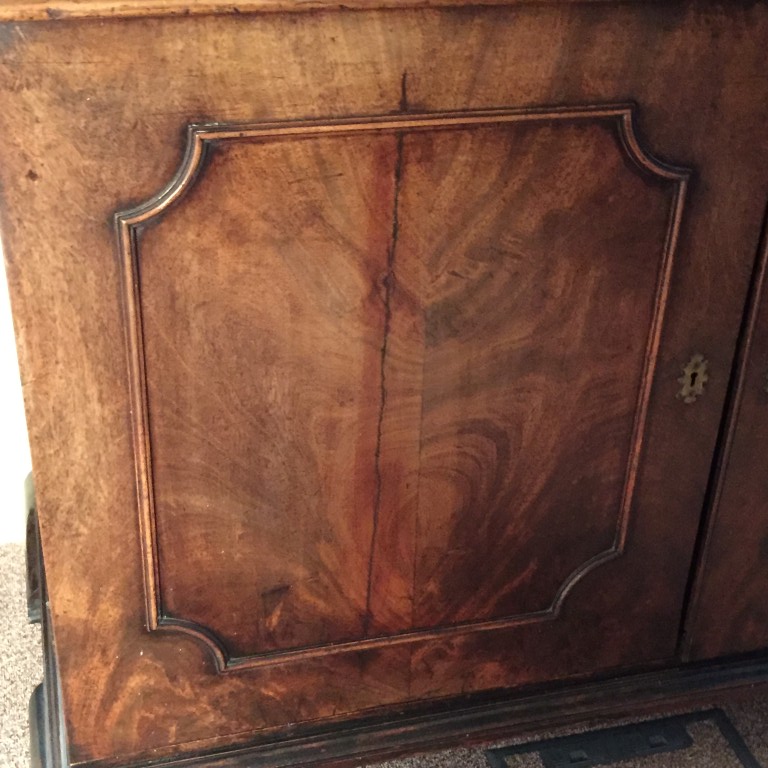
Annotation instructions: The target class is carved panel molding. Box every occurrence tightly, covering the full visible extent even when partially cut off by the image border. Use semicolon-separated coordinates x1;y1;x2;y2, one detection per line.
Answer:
115;105;690;673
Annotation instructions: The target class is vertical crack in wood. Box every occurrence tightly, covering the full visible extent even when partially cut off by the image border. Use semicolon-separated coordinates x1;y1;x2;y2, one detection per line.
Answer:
364;132;404;636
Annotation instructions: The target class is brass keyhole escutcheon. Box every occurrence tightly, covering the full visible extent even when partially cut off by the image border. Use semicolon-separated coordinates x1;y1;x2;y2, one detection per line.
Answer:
678;354;709;404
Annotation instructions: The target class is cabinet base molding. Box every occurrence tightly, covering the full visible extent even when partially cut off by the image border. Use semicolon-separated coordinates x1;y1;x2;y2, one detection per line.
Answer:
30;651;768;768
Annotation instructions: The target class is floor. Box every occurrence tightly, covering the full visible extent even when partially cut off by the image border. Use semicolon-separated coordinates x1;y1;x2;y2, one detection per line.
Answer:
1;544;42;768
2;541;768;768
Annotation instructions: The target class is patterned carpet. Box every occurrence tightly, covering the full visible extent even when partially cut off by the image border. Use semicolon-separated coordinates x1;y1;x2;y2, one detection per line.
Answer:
1;542;767;768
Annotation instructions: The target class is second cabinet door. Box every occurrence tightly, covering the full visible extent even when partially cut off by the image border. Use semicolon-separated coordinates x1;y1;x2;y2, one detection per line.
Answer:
686;222;768;661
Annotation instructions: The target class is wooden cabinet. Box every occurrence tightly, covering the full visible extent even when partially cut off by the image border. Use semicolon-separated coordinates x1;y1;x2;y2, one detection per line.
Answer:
2;2;768;767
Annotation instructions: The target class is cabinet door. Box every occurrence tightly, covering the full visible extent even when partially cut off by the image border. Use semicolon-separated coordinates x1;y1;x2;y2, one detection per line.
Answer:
686;221;768;661
126;110;692;675
2;4;768;766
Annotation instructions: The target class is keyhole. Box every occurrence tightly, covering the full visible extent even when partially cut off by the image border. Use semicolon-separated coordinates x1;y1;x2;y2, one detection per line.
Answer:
678;354;708;404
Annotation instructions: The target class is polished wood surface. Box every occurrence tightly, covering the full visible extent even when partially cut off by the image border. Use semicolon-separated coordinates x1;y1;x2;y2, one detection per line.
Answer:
136;132;395;659
370;113;685;635
1;3;768;767
685;211;768;662
0;0;626;23
121;108;689;673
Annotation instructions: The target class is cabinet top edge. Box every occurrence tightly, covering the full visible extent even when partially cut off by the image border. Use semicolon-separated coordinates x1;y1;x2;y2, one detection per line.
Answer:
0;0;659;24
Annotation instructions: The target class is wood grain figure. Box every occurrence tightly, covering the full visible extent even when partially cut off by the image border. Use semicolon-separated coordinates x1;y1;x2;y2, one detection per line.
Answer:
0;3;767;767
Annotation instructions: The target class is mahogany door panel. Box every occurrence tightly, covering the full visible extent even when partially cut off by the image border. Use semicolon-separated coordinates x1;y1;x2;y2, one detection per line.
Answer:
1;4;767;766
125;110;684;672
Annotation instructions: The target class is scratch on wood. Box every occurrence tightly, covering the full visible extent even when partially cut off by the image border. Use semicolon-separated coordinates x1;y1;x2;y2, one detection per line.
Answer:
364;133;404;636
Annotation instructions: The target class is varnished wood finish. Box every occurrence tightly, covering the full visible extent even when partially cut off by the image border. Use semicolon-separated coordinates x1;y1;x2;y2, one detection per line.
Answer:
1;3;768;767
0;0;634;23
685;210;768;661
30;606;768;768
375;114;685;635
117;107;688;671
121;127;397;663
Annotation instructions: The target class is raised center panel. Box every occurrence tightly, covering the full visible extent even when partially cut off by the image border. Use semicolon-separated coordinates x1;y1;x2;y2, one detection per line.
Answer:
119;107;686;669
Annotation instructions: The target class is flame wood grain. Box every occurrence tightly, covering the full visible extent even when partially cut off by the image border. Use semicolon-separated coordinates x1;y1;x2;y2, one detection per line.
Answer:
116;106;687;671
1;4;767;766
